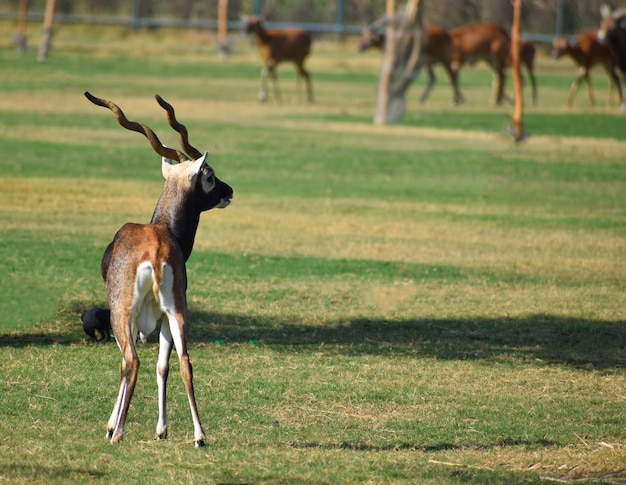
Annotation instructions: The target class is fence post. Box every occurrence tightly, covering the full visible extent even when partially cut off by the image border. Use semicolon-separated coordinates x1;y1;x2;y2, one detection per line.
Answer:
132;0;140;32
556;0;563;37
336;0;345;39
253;0;264;16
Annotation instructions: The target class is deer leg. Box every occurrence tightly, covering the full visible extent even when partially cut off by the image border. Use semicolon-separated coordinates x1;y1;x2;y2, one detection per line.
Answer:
566;69;586;106
494;69;506;105
527;65;538;106
445;65;463;105
419;65;436;103
301;67;314;103
584;72;596;107
258;67;269;102
294;67;302;104
267;63;281;105
449;66;464;104
603;64;622;107
155;321;174;440
167;311;206;447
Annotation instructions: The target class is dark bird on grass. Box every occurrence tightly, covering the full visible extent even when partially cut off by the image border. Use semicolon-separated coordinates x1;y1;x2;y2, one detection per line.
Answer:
82;307;112;341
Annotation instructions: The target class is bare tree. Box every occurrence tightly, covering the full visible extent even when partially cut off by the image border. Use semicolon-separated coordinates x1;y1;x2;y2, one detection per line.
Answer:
374;0;424;125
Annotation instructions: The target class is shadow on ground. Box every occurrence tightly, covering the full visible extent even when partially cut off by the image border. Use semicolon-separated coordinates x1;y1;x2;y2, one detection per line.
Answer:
1;301;624;370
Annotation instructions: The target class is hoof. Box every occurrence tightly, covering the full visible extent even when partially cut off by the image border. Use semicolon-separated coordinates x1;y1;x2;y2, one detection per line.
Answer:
195;439;206;448
110;434;123;444
108;429;124;443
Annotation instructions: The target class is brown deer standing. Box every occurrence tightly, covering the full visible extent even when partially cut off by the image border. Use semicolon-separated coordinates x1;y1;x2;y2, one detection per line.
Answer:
358;24;463;104
552;30;623;107
449;23;511;105
598;4;626;109
84;92;233;447
243;15;314;104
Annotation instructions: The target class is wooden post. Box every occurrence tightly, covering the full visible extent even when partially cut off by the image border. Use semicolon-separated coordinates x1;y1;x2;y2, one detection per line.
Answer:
510;0;525;141
217;0;229;59
15;0;28;54
37;0;56;61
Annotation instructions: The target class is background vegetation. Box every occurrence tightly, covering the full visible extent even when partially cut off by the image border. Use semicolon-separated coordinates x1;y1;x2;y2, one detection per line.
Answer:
3;0;626;35
0;18;625;484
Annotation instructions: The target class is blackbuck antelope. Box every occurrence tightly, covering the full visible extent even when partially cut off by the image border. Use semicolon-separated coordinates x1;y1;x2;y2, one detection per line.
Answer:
84;92;233;447
358;24;463;104
599;4;626;109
243;15;314;103
552;30;623;108
449;23;511;105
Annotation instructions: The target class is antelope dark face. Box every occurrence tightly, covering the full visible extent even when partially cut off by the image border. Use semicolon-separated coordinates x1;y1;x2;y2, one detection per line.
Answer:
176;153;233;212
551;37;570;60
243;15;263;35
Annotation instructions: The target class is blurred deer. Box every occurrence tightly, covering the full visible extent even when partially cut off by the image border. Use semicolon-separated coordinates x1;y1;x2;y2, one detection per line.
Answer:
243;15;314;103
449;23;511;105
358;24;463;104
598;4;626;109
552;30;623;107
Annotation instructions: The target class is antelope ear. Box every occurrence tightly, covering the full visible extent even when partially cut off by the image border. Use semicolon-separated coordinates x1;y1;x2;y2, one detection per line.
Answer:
187;151;210;184
161;157;175;179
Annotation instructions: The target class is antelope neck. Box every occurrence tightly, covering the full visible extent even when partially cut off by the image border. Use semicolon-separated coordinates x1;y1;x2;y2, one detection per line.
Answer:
253;26;271;44
150;192;200;262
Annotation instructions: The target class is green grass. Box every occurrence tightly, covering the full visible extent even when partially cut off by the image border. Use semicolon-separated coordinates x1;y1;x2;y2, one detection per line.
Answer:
0;22;625;484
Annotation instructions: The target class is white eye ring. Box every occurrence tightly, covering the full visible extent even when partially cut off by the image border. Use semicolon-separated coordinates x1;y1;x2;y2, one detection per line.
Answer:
201;173;216;193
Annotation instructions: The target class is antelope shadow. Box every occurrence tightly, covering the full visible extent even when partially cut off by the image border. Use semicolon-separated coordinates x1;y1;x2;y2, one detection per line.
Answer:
1;306;624;370
191;311;625;370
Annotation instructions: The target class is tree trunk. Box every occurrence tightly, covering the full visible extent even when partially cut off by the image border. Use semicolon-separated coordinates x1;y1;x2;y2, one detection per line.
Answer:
374;0;424;125
15;0;28;54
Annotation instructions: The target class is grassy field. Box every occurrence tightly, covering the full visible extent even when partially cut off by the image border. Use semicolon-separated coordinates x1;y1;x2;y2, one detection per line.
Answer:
0;22;625;484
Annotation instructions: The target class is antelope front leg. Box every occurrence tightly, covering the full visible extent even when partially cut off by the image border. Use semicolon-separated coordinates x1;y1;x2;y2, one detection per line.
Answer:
584;73;596;106
268;64;282;105
156;323;174;440
567;69;585;106
494;70;506;105
419;66;437;103
258;67;269;102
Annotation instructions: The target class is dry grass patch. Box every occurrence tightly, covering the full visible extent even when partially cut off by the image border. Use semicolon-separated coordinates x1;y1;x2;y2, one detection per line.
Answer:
193;197;625;287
